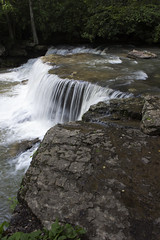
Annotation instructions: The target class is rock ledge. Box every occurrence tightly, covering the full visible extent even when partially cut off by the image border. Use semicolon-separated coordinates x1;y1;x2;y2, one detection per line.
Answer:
8;96;160;240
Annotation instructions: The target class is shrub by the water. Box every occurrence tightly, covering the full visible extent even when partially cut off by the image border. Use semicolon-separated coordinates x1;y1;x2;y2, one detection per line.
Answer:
0;219;86;240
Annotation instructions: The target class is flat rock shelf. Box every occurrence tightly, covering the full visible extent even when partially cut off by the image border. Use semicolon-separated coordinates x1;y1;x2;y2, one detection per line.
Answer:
8;96;160;240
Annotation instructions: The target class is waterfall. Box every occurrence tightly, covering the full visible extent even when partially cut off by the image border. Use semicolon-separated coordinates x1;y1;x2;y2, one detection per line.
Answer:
27;58;126;125
0;51;130;171
0;55;129;144
0;45;156;224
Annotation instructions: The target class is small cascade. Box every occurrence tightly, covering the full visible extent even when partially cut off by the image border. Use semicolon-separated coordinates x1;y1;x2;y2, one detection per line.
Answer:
45;46;122;64
27;59;127;125
45;46;104;56
1;45;160;224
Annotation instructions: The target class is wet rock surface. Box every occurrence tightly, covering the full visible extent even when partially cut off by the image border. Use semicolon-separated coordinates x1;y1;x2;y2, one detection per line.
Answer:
40;49;160;98
6;203;42;235
82;97;144;123
7;138;40;159
41;53;121;84
141;95;160;135
0;43;48;68
8;95;160;240
127;49;157;59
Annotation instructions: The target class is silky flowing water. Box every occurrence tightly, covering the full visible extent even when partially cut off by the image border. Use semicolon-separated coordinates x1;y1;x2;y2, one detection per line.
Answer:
0;45;160;223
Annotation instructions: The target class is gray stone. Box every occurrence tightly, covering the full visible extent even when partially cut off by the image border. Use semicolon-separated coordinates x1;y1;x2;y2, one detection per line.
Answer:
127;49;157;59
9;48;27;57
7;95;160;239
13;119;160;240
8;138;40;159
0;44;5;56
141;95;160;135
35;45;48;52
82;97;144;123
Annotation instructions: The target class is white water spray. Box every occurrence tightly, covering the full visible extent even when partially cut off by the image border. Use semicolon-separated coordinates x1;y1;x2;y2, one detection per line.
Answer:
27;58;127;126
0;45;158;224
0;50;130;173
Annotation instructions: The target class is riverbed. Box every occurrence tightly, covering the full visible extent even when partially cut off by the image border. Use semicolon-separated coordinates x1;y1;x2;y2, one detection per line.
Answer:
0;45;160;223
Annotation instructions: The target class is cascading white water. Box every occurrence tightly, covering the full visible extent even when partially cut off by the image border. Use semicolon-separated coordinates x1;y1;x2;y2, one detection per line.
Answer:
0;47;132;175
0;44;156;223
26;58;127;126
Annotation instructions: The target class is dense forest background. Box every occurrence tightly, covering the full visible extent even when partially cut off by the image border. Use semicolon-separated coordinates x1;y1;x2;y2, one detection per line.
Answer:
1;0;160;46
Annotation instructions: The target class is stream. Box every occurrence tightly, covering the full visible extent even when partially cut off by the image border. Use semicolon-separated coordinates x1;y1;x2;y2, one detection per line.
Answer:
0;45;160;223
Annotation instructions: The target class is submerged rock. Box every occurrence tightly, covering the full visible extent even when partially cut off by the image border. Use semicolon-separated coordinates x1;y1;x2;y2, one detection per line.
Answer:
127;49;157;59
41;53;120;83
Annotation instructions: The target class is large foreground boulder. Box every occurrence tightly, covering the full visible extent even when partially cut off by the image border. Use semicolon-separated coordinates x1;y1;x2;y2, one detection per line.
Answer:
8;96;160;240
9;122;160;239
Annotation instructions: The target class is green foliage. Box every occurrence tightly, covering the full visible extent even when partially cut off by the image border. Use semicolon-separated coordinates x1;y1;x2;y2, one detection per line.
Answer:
43;219;86;240
0;219;86;240
33;0;87;41
83;2;160;43
1;230;42;240
1;0;160;44
8;197;18;212
154;24;160;42
0;0;14;13
30;150;37;158
0;222;9;239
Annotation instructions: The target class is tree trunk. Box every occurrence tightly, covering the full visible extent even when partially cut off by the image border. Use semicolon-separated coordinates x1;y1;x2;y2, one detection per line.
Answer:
28;0;39;45
5;12;14;41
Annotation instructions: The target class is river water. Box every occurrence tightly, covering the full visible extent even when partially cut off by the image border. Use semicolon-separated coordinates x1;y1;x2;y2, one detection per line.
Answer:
0;45;160;223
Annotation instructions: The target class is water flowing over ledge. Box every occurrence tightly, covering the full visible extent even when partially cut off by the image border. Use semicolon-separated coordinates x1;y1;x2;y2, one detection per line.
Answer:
27;58;129;125
1;45;160;224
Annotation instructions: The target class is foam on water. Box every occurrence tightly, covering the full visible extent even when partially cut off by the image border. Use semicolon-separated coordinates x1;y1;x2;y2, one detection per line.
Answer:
45;46;103;56
27;59;128;124
108;69;148;86
0;59;51;144
1;45;160;224
0;54;129;171
0;46;139;223
123;70;148;83
133;71;148;80
0;58;37;83
86;57;122;67
11;143;39;172
46;46;122;63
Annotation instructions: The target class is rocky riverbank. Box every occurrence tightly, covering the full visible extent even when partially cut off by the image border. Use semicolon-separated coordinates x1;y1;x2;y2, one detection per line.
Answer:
7;95;160;240
0;43;48;68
